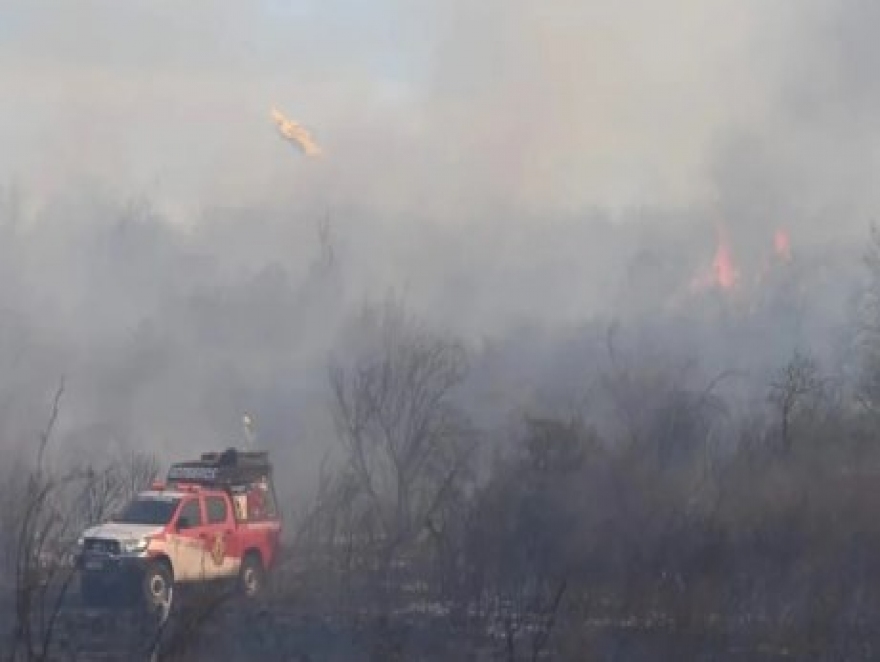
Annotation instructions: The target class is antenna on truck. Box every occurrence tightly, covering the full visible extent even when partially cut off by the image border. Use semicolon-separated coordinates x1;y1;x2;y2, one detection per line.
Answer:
243;413;256;448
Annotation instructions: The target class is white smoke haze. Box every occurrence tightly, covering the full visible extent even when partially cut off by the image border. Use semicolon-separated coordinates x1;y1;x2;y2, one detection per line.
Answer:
0;0;877;493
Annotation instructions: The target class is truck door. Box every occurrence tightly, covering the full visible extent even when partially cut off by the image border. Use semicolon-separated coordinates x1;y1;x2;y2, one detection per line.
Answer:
202;494;238;579
168;496;207;581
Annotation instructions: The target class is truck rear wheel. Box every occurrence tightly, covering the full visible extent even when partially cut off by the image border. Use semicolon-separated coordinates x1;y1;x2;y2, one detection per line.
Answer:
142;560;173;613
239;553;265;598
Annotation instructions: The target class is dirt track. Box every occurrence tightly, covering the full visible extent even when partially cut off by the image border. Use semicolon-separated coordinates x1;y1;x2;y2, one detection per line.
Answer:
5;588;855;661
39;600;333;661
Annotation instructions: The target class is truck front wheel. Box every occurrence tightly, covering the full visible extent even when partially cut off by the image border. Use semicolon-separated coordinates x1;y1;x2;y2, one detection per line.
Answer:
142;560;173;613
239;553;265;598
80;576;105;608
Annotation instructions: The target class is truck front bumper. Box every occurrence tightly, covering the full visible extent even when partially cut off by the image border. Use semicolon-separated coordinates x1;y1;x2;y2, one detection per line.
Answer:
78;553;150;590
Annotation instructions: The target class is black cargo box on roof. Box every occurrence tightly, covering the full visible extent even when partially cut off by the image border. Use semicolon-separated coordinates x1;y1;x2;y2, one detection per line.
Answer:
166;448;272;487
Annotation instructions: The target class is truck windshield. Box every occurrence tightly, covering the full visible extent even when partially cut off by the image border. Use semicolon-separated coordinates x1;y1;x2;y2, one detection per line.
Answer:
116;497;181;525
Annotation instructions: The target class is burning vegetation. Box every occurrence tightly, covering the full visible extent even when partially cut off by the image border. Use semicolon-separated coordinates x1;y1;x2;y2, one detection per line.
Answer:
710;225;739;290
0;209;876;661
5;0;880;658
774;228;792;262
691;223;794;295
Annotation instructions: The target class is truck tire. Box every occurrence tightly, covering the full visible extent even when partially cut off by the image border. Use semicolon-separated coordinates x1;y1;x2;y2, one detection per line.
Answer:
80;576;105;608
142;560;173;613
238;553;265;598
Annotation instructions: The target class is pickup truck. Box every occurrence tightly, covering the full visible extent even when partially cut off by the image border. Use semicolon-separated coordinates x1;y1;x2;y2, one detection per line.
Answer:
77;448;282;610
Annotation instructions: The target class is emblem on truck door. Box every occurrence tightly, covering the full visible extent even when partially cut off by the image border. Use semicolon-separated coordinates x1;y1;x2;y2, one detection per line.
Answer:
210;533;225;566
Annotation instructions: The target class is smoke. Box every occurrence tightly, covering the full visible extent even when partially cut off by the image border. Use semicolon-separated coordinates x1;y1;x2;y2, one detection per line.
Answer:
0;0;877;493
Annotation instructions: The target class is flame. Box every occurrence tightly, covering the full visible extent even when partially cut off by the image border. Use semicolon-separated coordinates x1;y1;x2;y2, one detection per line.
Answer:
774;229;791;262
711;232;738;289
270;106;322;157
690;224;739;292
689;225;789;296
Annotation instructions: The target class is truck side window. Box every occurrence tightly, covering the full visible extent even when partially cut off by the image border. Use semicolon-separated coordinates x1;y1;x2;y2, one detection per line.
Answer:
176;498;202;530
206;496;228;524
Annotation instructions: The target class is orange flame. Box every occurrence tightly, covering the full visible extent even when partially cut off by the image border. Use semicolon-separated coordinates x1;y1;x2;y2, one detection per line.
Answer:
711;228;738;289
774;229;791;262
690;224;739;292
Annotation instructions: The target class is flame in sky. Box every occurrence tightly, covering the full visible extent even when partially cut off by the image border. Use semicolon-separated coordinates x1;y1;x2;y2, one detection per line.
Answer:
270;106;322;157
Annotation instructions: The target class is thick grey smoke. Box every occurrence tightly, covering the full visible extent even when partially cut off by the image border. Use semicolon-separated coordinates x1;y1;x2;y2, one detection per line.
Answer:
0;0;877;494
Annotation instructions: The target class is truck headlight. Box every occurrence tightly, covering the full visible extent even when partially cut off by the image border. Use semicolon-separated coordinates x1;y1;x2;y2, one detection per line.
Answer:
122;538;149;554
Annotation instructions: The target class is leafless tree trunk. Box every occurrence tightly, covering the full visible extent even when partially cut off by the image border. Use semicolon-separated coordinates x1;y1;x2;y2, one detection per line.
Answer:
5;379;79;662
1;380;164;662
329;298;474;652
769;350;821;453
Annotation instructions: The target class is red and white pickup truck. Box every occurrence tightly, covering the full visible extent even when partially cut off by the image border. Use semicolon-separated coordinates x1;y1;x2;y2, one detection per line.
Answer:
77;448;282;610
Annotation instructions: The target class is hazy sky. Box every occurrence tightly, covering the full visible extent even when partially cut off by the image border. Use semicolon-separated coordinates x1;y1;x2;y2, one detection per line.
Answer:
0;0;878;481
2;0;860;223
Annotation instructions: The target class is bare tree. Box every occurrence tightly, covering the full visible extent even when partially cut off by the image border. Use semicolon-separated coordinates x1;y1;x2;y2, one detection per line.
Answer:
118;449;161;503
5;380;82;662
72;449;158;532
0;381;166;661
76;467;125;529
329;298;474;654
330;299;472;552
602;322;734;468
769;350;821;453
464;417;594;661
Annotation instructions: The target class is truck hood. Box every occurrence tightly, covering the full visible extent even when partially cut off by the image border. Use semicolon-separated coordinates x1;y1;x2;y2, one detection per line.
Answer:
81;522;164;541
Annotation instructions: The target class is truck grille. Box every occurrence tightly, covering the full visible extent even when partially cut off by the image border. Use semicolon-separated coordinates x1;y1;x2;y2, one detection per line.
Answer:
83;538;120;556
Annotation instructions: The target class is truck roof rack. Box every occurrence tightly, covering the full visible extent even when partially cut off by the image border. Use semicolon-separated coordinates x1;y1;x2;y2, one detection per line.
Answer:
199;448;268;467
166;447;272;487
